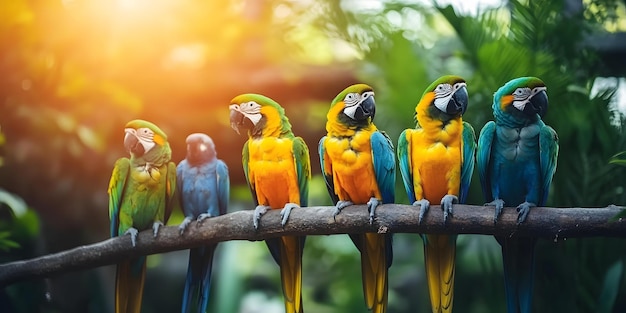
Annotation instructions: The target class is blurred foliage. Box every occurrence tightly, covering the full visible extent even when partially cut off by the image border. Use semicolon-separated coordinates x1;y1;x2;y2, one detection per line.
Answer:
312;0;626;312
1;0;626;312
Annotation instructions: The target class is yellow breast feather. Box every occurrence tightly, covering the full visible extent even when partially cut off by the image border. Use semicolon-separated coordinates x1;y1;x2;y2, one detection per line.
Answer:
247;137;299;208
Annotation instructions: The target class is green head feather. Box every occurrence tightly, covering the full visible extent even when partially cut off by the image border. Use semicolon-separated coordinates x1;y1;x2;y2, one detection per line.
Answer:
125;119;168;141
331;83;373;107
421;75;466;98
495;77;545;100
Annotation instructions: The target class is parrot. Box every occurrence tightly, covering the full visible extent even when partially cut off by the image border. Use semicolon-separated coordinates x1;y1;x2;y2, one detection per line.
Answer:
177;133;229;313
397;75;475;313
477;77;558;313
319;83;395;313
108;119;177;313
229;94;311;313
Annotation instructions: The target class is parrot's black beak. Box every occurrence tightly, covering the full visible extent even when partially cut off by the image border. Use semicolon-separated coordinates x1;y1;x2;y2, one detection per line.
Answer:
448;86;468;115
124;132;144;156
354;96;376;121
526;89;548;118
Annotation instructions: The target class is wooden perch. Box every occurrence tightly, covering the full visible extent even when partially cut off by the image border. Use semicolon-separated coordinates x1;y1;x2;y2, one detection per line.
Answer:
0;204;624;286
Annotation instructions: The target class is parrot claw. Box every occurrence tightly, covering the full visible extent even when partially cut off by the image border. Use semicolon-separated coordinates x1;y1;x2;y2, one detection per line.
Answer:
178;217;193;235
152;221;164;237
253;205;270;230
197;213;212;225
332;201;353;220
280;203;300;228
367;197;381;225
485;199;505;224
516;201;536;224
124;227;139;247
412;199;430;224
441;194;458;225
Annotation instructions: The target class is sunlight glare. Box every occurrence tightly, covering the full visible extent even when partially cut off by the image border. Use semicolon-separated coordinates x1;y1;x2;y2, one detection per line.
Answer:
163;43;208;70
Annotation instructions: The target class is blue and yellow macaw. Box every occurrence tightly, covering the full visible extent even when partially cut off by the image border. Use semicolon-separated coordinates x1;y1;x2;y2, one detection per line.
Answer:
477;77;558;313
177;133;229;313
229;94;311;313
397;75;475;313
108;119;177;313
319;84;395;313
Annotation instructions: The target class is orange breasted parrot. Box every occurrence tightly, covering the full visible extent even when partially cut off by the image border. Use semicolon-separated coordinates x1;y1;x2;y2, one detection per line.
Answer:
108;119;177;313
319;84;396;313
397;75;475;313
177;133;229;313
229;94;311;313
477;77;558;313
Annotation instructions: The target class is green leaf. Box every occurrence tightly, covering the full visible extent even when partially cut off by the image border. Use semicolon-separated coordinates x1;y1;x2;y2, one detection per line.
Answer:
598;260;623;313
610;151;626;167
0;231;20;252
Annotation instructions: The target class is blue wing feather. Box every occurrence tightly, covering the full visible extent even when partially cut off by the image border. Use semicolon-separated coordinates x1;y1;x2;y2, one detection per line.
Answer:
370;131;396;204
397;129;415;203
539;124;558;206
176;160;186;216
216;160;230;215
477;121;496;202
460;121;476;204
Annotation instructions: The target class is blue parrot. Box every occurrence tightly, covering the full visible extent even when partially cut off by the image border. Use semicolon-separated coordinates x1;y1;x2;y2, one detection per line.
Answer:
477;77;558;313
177;133;229;313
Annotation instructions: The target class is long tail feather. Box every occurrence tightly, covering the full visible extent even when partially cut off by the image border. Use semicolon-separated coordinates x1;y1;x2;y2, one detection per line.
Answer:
115;256;146;313
496;236;536;313
361;233;389;313
423;234;456;313
182;245;217;313
279;236;304;313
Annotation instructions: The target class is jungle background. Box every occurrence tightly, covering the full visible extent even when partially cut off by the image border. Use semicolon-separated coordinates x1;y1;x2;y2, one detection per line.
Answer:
1;0;626;312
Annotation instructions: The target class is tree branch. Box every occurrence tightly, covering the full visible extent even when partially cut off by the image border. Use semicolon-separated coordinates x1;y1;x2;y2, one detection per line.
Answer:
0;204;624;286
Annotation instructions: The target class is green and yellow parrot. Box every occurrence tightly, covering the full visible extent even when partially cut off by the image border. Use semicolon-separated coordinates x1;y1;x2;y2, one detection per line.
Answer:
319;84;395;313
108;119;177;313
229;94;311;313
477;77;558;313
397;76;475;313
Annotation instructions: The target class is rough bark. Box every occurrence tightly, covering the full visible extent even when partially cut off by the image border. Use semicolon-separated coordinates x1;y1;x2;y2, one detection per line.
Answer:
0;204;624;286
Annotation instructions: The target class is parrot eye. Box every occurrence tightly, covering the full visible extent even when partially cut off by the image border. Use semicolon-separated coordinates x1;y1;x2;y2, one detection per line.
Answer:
138;128;152;135
344;92;360;107
434;83;452;96
361;91;374;99
135;127;154;140
238;101;261;113
513;88;531;99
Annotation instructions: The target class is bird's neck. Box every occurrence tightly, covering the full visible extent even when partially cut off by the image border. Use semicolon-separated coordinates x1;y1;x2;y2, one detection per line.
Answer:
326;118;376;138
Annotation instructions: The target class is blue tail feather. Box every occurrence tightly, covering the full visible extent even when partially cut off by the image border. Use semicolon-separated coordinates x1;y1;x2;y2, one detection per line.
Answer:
182;245;216;313
497;236;536;313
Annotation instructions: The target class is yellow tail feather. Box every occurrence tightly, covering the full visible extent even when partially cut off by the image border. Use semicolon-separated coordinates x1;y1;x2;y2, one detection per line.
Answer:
424;234;456;313
362;233;388;313
280;236;303;313
115;258;146;313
